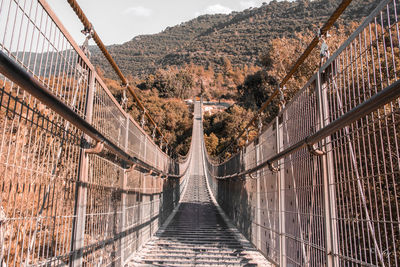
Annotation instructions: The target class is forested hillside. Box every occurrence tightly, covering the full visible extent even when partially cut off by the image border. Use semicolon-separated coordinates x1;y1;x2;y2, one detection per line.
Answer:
91;0;378;78
94;0;381;157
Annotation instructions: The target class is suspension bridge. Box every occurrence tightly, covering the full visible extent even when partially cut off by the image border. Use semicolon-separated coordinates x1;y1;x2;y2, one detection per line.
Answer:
0;0;400;266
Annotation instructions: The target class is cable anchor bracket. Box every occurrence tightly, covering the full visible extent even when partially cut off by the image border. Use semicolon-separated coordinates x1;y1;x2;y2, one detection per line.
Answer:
267;160;279;173
258;116;263;135
85;141;104;154
307;143;326;156
279;86;286;106
125;164;137;173
249;172;258;180
318;29;331;65
121;90;128;110
80;26;94;59
140;110;146;128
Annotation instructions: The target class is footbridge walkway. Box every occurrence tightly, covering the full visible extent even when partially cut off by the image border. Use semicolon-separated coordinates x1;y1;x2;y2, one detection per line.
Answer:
0;0;400;266
127;102;272;266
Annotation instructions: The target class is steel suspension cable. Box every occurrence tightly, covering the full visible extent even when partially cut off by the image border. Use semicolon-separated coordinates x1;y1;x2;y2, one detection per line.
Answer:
66;0;170;151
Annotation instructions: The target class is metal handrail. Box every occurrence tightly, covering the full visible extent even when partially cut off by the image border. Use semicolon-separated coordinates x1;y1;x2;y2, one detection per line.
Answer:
217;0;353;157
212;77;400;179
66;0;170;151
0;50;184;179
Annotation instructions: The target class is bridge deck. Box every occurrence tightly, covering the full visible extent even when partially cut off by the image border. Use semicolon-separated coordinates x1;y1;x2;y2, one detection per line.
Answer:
127;103;271;266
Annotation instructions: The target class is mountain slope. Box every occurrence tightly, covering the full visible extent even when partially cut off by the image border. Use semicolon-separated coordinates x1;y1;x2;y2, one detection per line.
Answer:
90;0;379;78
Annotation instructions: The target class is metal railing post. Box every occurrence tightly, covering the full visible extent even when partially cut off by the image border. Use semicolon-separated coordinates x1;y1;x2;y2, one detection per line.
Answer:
255;142;262;249
70;68;95;267
316;70;338;267
120;117;129;264
276;117;286;266
141;135;147;244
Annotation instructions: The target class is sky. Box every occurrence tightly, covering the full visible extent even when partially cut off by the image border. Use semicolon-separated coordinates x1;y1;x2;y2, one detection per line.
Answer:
48;0;271;46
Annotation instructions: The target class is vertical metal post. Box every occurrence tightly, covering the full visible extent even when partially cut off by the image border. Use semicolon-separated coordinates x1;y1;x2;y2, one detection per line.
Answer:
70;69;95;267
255;142;261;249
120;117;129;264
141;135;147;245
316;71;338;267
276;117;286;266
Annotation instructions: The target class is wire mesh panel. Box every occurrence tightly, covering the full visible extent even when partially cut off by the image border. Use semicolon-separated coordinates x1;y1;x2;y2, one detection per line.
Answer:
204;1;400;266
0;76;82;266
234;142;259;251
258;125;279;264
279;81;326;267
122;170;141;261
244;142;258;246
82;155;124;266
0;1;189;266
320;0;400;265
0;0;89;118
0;1;89;265
145;136;157;168
127;116;171;174
92;79;126;149
127;118;145;161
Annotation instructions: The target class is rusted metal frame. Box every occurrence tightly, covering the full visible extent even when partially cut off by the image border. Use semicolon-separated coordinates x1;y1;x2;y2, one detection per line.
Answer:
93;72;128;123
127;120;167;174
0;50;180;179
65;0;169;149
217;0;354;157
211;77;400;180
